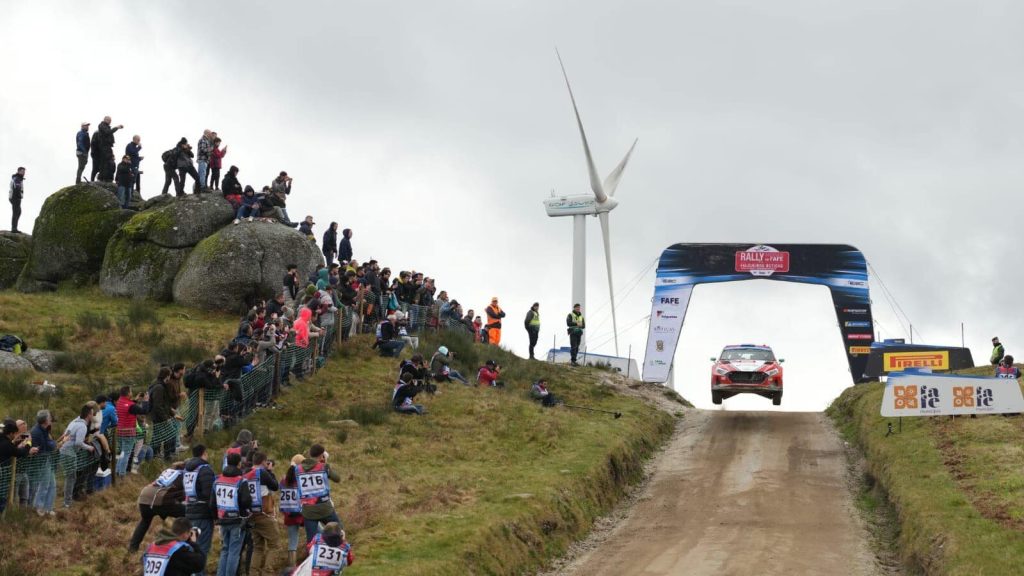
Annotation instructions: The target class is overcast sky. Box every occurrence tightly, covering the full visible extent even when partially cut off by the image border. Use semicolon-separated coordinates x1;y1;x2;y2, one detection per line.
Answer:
2;1;1020;411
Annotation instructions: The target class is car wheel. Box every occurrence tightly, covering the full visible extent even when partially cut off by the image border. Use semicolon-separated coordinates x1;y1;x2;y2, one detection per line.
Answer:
772;391;782;406
711;390;722;405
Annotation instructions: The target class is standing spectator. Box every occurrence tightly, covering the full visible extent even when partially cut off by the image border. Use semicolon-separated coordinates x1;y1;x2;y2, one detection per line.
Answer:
283;264;300;309
196;129;213;191
160;144;181;196
59;404;96;509
338;228;353;263
8;167;25;233
97;115;123;182
293;444;342;543
566;303;586;366
484;297;506;345
115;154;135;209
184;445;216;575
991;337;1005;366
75;121;91;183
30;409;59;516
212;451;252;576
210;138;227;191
128;462;186;552
524;302;541;360
99;393;118;437
126;135;143;193
280;453;306;568
89;129;103;182
115;386;150;477
272;171;292;196
244;451;281;576
0;419;38;516
149;366;177;461
174;138;199;195
323;222;339;265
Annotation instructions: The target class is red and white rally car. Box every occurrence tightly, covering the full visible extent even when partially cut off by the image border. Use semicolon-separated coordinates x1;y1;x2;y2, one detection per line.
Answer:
710;344;784;406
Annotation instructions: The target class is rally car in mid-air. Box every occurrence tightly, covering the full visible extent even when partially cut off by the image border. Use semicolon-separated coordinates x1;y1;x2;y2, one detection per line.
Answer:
710;344;784;406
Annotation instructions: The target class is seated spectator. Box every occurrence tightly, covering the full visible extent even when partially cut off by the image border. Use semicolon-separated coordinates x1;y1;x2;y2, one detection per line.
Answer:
222;165;243;206
392;372;427;415
299;215;316;242
373;314;406;357
140;517;207;576
531;378;561;407
395;311;419;350
234;185;261;223
257;185;297;227
429;346;469;385
477;360;504;388
129;462;186;552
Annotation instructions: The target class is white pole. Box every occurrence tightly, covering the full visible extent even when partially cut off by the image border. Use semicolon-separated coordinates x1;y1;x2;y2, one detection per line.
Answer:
572;213;586;350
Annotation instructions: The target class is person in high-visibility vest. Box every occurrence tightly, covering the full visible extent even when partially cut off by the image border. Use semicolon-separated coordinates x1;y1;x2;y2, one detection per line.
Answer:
991;337;1006;366
566;304;585;366
140;517;207;576
485;297;506;345
524;303;541;360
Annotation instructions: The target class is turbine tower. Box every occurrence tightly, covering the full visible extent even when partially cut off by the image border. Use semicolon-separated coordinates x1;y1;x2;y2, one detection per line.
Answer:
543;51;637;356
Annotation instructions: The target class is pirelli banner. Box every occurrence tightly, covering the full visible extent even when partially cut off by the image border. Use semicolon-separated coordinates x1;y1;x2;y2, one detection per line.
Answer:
864;345;975;378
881;372;1024;417
643;243;874;384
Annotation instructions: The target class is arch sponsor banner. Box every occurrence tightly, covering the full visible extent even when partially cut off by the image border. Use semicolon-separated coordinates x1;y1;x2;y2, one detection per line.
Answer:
881;372;1024;417
643;243;874;383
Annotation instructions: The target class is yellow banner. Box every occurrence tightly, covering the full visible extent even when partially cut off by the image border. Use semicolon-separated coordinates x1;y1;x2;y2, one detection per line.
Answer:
884;351;949;372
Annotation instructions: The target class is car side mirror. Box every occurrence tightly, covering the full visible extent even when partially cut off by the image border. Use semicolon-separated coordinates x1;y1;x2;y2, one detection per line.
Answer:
779;359;785;364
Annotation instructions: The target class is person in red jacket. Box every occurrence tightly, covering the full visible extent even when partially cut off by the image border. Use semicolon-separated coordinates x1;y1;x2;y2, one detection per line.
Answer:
209;138;227;191
115;386;149;477
477;360;504;388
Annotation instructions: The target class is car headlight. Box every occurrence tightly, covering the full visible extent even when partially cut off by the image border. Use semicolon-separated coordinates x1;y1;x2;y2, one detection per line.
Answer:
714;367;729;376
766;368;780;377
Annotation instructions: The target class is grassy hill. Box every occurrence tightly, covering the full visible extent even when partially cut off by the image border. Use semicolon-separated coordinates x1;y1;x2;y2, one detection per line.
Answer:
0;288;678;575
828;366;1024;575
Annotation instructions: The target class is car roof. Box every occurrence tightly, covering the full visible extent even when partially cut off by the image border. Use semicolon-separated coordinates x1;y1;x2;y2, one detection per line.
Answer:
722;344;773;350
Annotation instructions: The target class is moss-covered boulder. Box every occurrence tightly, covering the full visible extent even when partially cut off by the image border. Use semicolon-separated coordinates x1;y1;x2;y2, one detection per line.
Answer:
0;231;31;289
16;184;132;292
173;221;322;311
100;195;235;300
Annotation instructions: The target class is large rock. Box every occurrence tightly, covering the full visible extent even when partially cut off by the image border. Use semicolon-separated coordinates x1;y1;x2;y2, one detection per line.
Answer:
21;348;62;373
16;184;132;292
100;195;235;300
0;231;31;289
0;351;34;372
173;221;322;311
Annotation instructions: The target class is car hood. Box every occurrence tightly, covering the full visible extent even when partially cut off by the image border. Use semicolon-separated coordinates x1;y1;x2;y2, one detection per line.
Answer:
724;360;769;372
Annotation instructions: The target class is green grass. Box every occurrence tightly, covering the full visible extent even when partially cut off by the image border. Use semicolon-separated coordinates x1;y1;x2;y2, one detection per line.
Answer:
828;368;1024;576
0;289;676;575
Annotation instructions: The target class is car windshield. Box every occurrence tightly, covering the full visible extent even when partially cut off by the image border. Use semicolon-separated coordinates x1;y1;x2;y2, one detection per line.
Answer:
720;348;775;362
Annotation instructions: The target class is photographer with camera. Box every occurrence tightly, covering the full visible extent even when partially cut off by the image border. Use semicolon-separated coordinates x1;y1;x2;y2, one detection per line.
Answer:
429;346;469;385
183;359;224;439
128;461;186;553
392;371;430;416
242;451;281;576
293;444;343;543
477;360;505;388
212;451;253;576
0;419;38;516
141;517;208;576
183;445;216;574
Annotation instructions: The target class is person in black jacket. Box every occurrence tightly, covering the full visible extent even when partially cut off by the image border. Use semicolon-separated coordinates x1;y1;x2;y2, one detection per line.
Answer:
338;228;353;262
212;451;252;576
0;419;38;515
89;129;103;181
183;445;216;570
141;517;207;576
114;154;135;208
392;372;427;415
323;222;339;265
97;116;123;182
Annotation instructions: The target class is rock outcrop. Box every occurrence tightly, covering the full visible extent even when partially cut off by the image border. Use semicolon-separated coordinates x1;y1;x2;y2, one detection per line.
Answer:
21;348;61;373
0;351;34;372
173;221;322;311
100;194;235;300
16;184;132;292
0;231;31;289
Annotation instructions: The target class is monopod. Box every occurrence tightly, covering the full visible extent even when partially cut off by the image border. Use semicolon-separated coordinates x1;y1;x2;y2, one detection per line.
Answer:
564;404;622;419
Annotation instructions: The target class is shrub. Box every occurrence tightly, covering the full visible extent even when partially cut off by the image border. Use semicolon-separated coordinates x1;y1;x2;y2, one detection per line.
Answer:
342;403;390;426
127;300;162;328
151;340;212;365
42;326;68;351
54;349;104;373
0;370;33;401
75;311;112;334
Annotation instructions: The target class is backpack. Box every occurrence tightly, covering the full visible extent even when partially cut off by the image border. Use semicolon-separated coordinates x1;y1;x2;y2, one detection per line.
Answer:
161;148;176;165
0;334;25;353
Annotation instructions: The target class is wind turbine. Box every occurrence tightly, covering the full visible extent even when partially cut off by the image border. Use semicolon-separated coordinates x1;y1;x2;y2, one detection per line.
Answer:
543;51;637;355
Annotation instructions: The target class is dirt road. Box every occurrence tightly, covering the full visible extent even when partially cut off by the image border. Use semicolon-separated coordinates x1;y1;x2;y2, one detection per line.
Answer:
559;410;882;576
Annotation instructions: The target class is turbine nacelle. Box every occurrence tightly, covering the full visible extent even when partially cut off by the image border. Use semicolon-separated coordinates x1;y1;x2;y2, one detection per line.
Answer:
543;194;619;217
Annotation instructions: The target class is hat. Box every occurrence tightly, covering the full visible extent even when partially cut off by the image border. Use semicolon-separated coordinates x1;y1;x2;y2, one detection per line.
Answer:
279;171;288;177
491;296;498;302
438;346;449;356
81;121;90;127
394;311;405;320
2;419;17;435
387;314;397;321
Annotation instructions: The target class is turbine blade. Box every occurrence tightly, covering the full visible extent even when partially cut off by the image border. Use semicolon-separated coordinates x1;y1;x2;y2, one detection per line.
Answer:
556;50;608;204
603;138;638;197
599;211;619;356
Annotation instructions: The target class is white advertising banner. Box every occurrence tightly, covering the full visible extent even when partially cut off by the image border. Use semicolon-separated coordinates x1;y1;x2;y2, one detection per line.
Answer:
642;283;692;382
880;372;1024;417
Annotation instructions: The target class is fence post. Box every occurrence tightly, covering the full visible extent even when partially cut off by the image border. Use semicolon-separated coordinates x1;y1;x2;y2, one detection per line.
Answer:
311;337;319;375
273;352;282;397
196;388;206;442
336;309;343;345
4;457;16;518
